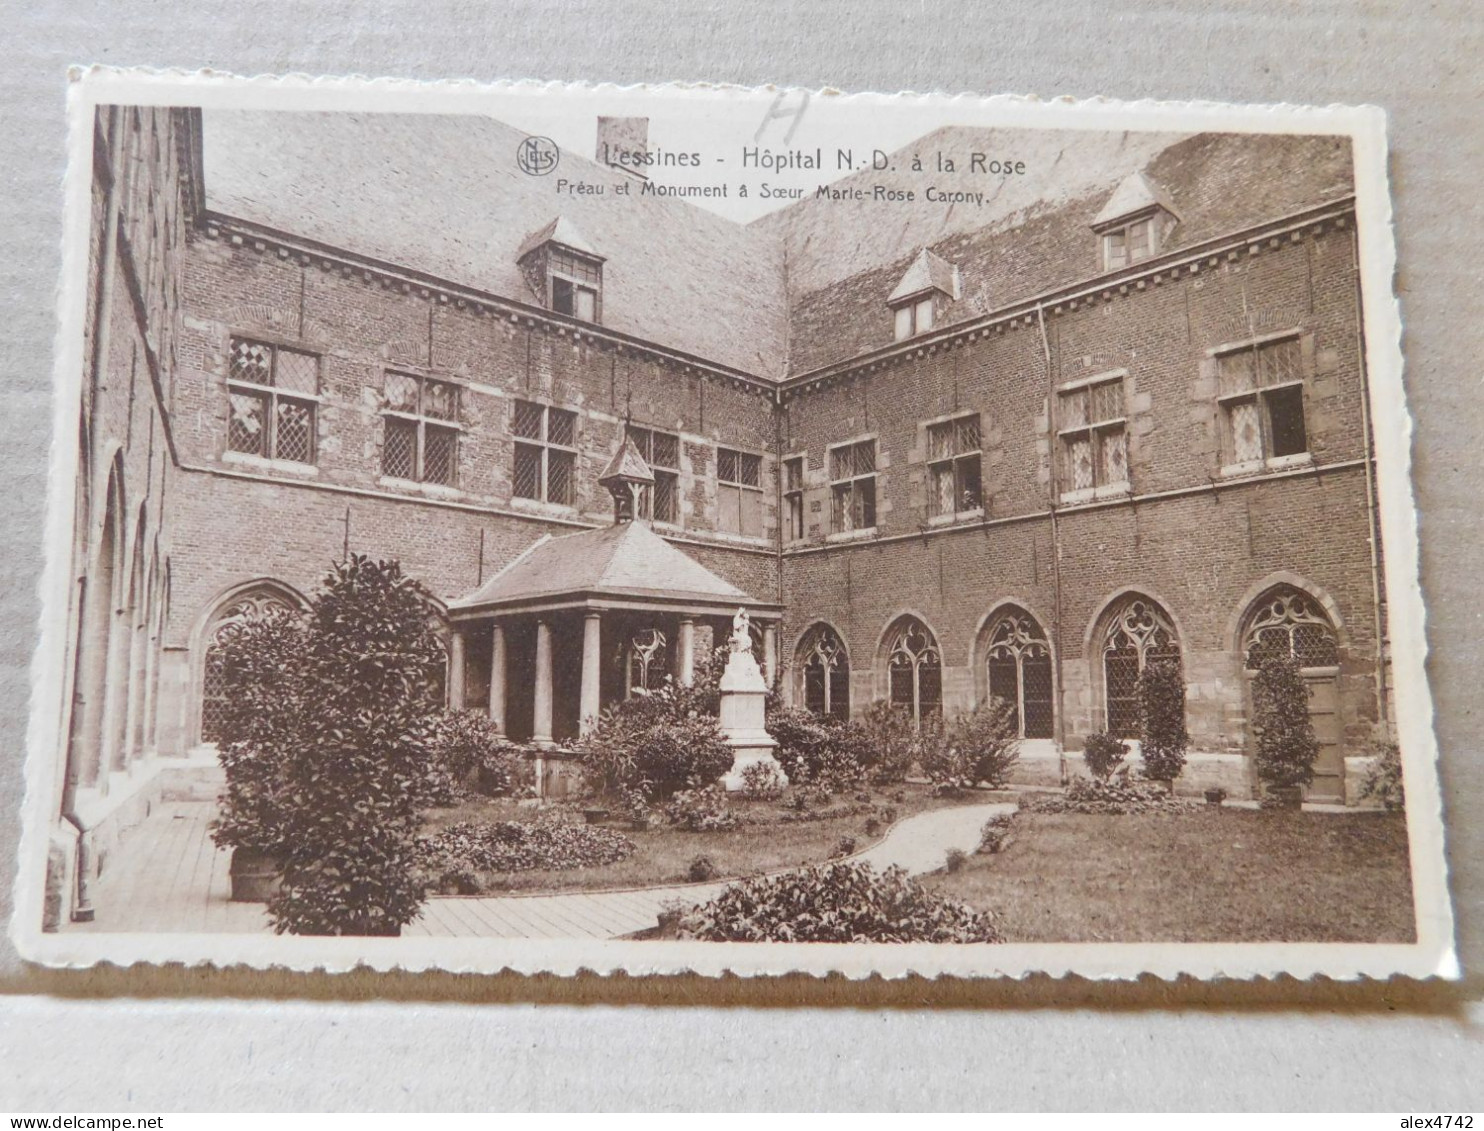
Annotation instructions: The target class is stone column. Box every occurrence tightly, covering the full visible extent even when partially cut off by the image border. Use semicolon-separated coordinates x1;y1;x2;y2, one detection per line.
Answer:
676;617;696;687
488;622;506;732
532;619;554;747
447;629;467;710
580;612;602;736
762;622;778;688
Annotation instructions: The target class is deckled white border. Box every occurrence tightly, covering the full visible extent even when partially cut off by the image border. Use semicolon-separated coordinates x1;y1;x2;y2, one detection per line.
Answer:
10;66;1457;982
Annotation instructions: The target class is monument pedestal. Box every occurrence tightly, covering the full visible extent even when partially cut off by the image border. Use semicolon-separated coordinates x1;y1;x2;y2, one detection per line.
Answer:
717;649;786;792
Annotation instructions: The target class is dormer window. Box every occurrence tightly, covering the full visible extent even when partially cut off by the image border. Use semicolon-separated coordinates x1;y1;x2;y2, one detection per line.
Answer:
549;247;601;320
888;248;959;341
517;217;605;324
1092;172;1178;273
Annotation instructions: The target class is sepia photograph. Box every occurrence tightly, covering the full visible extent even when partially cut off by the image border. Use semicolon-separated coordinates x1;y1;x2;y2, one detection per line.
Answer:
10;70;1453;981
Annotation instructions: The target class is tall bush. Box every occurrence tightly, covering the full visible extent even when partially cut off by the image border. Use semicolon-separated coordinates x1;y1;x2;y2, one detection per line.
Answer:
1137;659;1188;783
267;555;447;936
1081;732;1129;782
767;705;870;789
1251;652;1320;791
210;605;308;856
855;700;924;784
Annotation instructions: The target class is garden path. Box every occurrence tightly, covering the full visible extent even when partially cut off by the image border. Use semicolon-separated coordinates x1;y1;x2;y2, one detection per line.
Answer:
68;798;1015;939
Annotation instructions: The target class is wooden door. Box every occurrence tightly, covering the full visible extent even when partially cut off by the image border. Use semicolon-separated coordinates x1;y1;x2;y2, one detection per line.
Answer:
1304;674;1343;801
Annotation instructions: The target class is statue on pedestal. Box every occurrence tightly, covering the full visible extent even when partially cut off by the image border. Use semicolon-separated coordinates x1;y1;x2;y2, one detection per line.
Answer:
717;607;785;791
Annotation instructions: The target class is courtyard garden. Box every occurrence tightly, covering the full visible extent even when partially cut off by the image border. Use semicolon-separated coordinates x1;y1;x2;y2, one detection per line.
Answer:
921;805;1414;944
206;553;1415;945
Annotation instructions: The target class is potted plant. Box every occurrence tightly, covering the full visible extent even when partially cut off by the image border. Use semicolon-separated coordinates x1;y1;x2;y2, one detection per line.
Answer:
1251;652;1320;810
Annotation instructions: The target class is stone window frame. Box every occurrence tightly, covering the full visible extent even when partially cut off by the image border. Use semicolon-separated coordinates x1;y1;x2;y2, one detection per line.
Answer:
982;605;1055;740
1056;368;1130;504
225;335;323;468
511;398;579;508
625;422;682;526
1210;329;1314;478
782;453;807;544
797;621;850;722
380;369;464;488
716;445;766;539
883;615;944;727
1098;594;1182;741
921;410;984;524
827;434;879;540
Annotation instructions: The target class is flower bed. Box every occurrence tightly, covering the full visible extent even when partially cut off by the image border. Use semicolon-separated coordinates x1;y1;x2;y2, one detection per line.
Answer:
418;818;634;893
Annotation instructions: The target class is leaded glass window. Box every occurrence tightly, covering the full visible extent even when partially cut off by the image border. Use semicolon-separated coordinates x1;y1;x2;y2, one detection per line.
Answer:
626;628;668;695
984;608;1054;739
783;456;806;542
829;438;877;534
1243;587;1339;670
799;623;850;721
927;414;983;518
886;617;942;725
627;424;681;524
1101;597;1180;739
1059;377;1127;495
381;371;461;485
511;400;577;505
226;336;318;464
1217;336;1309;465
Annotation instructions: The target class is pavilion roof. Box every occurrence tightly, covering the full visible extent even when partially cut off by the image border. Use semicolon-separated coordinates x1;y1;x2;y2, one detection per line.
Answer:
450;520;770;616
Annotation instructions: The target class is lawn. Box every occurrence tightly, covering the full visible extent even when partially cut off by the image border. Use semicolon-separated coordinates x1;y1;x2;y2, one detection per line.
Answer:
420;784;974;894
922;808;1416;943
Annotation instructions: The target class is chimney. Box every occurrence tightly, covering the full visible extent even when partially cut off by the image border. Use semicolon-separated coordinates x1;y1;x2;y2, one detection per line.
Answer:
597;116;649;180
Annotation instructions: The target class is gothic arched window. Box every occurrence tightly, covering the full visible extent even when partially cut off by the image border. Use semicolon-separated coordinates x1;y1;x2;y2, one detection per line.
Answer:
799;623;850;722
1101;596;1180;739
1243;587;1339;670
885;617;942;725
626;627;669;696
985;608;1054;739
200;587;300;744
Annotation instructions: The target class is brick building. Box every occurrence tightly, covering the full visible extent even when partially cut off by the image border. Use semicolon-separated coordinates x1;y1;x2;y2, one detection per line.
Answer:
45;106;1386;926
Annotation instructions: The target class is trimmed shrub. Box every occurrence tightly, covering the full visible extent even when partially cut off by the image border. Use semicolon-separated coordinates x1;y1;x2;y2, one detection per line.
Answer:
1137;659;1189;783
210;603;309;857
834;835;858;858
1081;732;1129;782
687;855;719;882
1361;734;1405;811
1026;769;1194;815
678;862;1003;943
266;555;448;936
417;818;634;890
922;701;1021;790
945;847;969;873
740;759;788;801
977;813;1014;854
768;706;871;790
1251;653;1321;792
578;683;733;800
664;785;742;832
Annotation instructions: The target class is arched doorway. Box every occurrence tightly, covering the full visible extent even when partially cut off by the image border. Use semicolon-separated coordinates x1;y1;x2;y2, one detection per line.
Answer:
1099;594;1181;739
1241;585;1343;799
983;606;1054;739
198;584;303;745
797;622;850;721
883;616;942;725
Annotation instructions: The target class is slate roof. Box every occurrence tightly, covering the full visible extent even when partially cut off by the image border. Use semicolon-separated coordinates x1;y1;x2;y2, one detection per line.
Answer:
201;113;1354;383
1092;170;1181;227
516;215;604;261
451;520;756;612
888;248;961;304
201;110;788;378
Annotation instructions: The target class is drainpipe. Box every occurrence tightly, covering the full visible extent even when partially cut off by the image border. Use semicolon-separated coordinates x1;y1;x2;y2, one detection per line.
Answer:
1035;303;1069;785
64;108;126;922
1352;224;1387;728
